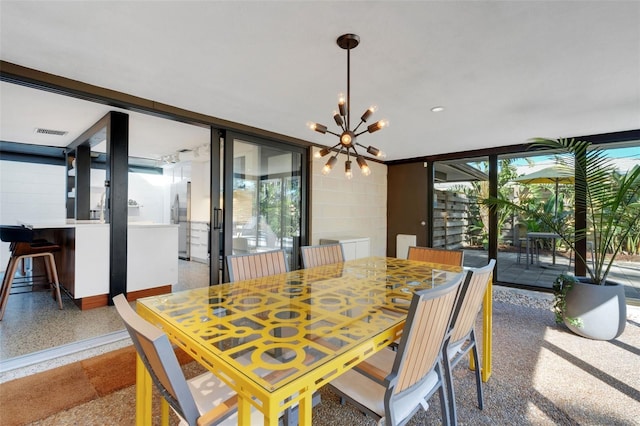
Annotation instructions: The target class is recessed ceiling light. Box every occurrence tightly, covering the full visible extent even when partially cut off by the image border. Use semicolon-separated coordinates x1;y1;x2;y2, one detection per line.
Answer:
431;106;445;113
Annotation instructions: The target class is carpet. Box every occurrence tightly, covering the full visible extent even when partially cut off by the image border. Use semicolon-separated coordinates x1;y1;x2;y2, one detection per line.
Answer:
0;345;194;426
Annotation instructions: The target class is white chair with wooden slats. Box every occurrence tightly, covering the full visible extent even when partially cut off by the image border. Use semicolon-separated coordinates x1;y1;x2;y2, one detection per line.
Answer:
113;294;264;426
328;271;465;426
300;243;344;269
225;249;288;282
442;259;495;425
407;246;464;267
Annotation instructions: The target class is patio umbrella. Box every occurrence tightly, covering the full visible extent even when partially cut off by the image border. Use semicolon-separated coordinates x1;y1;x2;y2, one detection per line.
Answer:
514;164;574;220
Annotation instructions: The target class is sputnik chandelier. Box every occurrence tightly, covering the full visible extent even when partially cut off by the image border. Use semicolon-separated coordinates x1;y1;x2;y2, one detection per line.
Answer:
308;34;387;178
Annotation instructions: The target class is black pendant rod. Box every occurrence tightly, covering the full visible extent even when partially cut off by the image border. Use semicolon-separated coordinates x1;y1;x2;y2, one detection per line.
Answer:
346;46;351;131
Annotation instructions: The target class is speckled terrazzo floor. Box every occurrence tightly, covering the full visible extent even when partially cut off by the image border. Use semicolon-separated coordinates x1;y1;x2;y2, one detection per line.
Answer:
0;259;210;362
15;288;640;426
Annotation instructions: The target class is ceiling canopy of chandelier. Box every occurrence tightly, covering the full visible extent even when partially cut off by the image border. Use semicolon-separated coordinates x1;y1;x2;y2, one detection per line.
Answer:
308;34;387;179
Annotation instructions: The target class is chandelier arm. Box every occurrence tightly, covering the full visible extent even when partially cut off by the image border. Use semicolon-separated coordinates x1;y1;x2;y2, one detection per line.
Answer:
325;130;342;137
352;119;365;133
354;129;370;137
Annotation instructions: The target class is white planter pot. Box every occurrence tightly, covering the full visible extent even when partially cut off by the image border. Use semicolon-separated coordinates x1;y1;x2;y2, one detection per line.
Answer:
564;279;627;340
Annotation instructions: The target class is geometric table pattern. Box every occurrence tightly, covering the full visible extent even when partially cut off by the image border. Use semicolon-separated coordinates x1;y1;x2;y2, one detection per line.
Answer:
137;256;463;425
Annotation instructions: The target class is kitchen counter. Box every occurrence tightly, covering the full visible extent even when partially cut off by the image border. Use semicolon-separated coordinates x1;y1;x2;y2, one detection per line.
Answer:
20;221;178;309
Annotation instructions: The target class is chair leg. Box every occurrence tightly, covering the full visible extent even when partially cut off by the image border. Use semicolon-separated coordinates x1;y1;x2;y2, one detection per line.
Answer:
470;331;484;410
437;360;452;426
45;253;63;310
0;257;21;320
442;345;457;426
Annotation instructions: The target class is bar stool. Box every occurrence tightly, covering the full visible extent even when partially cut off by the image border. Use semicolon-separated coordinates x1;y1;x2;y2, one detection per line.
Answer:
0;226;63;320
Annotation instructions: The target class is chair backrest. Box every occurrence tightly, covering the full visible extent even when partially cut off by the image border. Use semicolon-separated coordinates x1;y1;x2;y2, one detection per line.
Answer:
113;294;200;425
385;271;464;424
407;246;464;266
448;259;495;346
300;243;344;268
226;249;288;282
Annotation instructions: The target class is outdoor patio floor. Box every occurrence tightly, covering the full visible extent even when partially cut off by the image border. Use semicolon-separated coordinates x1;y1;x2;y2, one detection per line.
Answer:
463;249;640;300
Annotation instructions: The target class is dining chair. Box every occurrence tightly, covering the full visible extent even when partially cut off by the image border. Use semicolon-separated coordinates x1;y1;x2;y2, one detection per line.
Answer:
407;246;464;266
225;249;288;282
442;259;495;425
113;294;264;426
300;243;344;268
328;271;465;426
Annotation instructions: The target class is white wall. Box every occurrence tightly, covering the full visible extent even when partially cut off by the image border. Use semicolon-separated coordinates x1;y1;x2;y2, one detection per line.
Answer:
0;160;66;266
310;147;387;256
0;159;169;268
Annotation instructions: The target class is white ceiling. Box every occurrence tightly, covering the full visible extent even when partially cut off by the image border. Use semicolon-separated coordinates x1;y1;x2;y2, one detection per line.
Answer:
1;1;639;162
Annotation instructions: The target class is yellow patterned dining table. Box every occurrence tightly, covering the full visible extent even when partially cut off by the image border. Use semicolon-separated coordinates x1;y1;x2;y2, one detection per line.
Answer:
135;256;490;425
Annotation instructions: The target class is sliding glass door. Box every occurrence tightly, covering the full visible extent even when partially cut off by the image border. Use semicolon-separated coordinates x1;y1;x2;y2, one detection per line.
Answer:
225;134;306;275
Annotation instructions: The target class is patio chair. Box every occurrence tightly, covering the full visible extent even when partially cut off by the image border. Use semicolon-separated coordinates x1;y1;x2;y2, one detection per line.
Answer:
226;249;288;282
328;271;465;426
407;246;464;266
112;294;262;426
442;259;495;425
300;243;344;268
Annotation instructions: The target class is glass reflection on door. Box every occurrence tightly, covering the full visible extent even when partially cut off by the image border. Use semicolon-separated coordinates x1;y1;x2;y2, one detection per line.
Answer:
232;140;302;270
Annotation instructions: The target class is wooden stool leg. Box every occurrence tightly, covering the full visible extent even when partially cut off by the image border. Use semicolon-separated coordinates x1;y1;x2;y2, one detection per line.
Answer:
0;256;21;321
45;253;63;310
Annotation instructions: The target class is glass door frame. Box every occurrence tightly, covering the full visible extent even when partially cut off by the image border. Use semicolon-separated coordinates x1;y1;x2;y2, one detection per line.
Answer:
222;131;309;282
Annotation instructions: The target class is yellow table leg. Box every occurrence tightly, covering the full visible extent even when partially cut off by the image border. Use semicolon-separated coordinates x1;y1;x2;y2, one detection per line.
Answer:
468;274;493;382
298;394;313;426
481;276;493;382
136;353;153;426
161;398;169;426
238;396;249;425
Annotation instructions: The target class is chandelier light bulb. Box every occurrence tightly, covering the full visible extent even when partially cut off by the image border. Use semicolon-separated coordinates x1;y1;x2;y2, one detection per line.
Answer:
322;156;338;175
345;160;353;180
356;156;371;176
338;93;347;116
316;147;331;158
333;111;344;126
367;119;388;134
366;146;385;157
340;132;353;146
308;122;327;134
360;105;377;122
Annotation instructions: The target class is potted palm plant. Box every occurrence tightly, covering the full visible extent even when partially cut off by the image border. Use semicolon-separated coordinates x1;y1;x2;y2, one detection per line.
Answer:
487;137;640;340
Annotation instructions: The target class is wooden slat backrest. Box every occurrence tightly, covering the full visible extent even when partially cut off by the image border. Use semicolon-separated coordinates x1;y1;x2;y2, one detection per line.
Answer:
407;246;464;266
226;249;288;282
392;272;464;394
300;244;344;268
449;259;495;345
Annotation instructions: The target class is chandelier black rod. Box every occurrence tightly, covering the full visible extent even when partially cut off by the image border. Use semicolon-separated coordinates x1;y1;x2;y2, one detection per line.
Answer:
346;44;351;131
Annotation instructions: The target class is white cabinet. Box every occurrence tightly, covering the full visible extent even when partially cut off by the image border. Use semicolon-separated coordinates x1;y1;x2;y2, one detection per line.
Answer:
319;237;370;261
190;221;209;263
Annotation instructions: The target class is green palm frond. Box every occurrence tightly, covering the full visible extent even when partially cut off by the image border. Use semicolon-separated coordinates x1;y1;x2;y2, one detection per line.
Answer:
486;138;640;284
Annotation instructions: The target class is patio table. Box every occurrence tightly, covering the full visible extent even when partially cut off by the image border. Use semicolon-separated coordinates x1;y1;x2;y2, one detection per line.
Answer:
135;256;489;425
526;231;561;269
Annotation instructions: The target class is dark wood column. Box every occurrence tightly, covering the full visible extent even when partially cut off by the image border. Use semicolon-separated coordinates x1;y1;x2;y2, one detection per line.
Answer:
107;111;129;301
387;162;428;257
74;144;91;220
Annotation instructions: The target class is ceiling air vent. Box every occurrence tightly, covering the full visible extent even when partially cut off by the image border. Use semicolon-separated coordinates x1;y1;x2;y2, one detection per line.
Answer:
34;127;68;136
